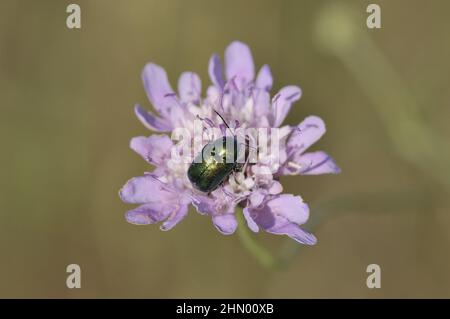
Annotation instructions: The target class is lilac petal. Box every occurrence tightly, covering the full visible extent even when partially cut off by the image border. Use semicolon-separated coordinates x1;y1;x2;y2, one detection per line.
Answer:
125;202;173;225
219;123;227;137
248;194;315;245
268;181;283;194
272;86;302;127
249;190;265;207
160;204;188;231
208;54;225;89
243;208;259;232
191;194;213;215
296;151;341;175
134;105;172;132
269;224;317;245
212;213;238;235
266;194;310;225
167;100;186;127
191;191;236;219
224;41;255;86
253;90;271;118
130;134;173;165
251;194;310;230
178;72;201;103
119;175;175;204
255;65;273;91
142;63;175;118
286;116;326;154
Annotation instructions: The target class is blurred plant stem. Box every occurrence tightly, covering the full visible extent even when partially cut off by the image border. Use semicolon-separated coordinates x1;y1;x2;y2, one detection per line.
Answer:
238;190;430;269
315;3;450;191
236;207;280;270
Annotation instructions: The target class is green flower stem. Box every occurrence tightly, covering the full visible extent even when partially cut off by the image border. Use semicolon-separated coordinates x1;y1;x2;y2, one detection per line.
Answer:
236;207;279;269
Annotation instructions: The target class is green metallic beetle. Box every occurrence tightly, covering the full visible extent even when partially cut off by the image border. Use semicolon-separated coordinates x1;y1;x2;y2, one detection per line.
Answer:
187;135;246;193
187;110;252;193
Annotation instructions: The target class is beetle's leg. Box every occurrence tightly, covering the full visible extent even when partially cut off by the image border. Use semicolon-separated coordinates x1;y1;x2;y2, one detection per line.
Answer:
240;137;254;174
238;134;258;166
241;151;251;175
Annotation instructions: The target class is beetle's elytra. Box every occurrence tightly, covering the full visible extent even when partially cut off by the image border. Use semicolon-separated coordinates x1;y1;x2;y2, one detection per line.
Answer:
187;136;244;193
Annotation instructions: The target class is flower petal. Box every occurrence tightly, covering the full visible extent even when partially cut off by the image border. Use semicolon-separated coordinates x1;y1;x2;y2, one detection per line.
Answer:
142;63;175;118
119;175;175;204
243;208;259;232
125;202;173;225
212;213;238;235
255;65;273;91
272;86;302;127
178;72;201;103
191;194;214;215
249;190;265;207
266;194;310;226
208;54;225;89
134;104;172;132
225;41;255;87
253;90;271;118
160;204;188;231
268;181;283;194
247;194;314;244
269;224;317;245
286;115;326;154
130;134;173;165
287;151;341;175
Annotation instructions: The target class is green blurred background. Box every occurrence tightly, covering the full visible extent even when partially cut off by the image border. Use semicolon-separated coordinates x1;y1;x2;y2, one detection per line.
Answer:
1;0;450;298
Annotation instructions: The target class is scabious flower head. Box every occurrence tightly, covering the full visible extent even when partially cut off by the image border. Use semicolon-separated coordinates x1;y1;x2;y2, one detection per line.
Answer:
119;41;340;244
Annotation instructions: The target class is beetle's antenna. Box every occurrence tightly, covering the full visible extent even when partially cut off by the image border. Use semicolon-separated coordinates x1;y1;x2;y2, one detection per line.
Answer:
213;109;231;130
213;109;236;137
213;77;236;136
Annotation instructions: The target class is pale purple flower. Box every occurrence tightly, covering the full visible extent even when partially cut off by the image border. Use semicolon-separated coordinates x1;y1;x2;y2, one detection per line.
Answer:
119;41;340;244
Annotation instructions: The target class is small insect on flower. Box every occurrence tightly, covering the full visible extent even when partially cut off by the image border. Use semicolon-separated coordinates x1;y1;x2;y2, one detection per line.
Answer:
119;41;341;244
187;111;251;193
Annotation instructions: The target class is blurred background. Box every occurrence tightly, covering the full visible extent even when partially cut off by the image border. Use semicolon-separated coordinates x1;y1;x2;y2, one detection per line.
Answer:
1;0;450;298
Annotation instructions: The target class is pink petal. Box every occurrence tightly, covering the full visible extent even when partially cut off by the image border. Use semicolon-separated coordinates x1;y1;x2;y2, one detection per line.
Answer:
130;134;173;165
125;201;173;225
134;105;172;132
212;213;238;235
253;90;271;118
225;41;255;87
119;175;174;204
160;204;189;231
272;86;302;127
190;194;213;215
178;72;201;103
142;63;175;118
249;190;265;207
243;208;259;232
246;194;315;244
255;64;273;91
208;54;225;88
297;151;341;175
266;194;310;226
269;224;317;245
287;115;325;154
